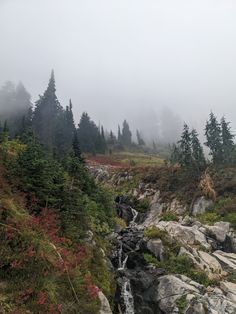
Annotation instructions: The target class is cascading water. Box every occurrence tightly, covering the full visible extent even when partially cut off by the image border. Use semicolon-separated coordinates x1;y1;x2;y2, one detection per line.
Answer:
121;278;135;314
130;207;138;226
118;243;128;270
115;205;139;313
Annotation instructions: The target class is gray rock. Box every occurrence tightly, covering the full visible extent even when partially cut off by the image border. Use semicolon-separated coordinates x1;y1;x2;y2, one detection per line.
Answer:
98;291;113;314
192;196;213;216
157;275;200;314
207;222;230;243
147;239;164;261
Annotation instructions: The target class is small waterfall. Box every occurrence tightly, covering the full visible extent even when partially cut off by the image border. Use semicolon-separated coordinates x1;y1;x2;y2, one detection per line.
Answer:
130;207;138;226
118;243;128;270
121;278;135;314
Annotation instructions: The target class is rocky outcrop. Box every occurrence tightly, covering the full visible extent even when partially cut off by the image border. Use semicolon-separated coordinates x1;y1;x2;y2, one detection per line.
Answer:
207;222;230;243
156;221;211;250
192;196;213;216
157;275;236;314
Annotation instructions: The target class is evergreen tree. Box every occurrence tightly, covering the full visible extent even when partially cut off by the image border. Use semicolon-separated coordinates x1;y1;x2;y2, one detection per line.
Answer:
191;128;206;171
204;112;222;164
32;70;63;154
107;131;116;145
121;120;132;146
221;116;235;164
54;99;75;157
72;131;84;162
77;112;103;154
136;130;145;146
178;123;192;167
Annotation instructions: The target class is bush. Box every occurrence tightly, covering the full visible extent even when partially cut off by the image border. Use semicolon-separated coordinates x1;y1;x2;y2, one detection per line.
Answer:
161;212;178;222
144;226;167;239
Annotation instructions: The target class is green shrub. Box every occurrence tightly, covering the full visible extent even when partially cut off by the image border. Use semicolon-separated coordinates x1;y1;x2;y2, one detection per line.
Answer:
197;212;221;225
144;226;167;239
161;212;178;222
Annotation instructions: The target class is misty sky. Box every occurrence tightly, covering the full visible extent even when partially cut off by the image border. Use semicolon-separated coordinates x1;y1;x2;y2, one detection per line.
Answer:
1;0;236;139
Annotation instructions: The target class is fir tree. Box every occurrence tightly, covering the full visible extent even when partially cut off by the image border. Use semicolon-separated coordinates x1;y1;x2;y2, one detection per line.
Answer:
77;112;103;154
121;120;132;146
178;123;192;167
221;116;235;164
32;70;63;154
72;131;84;162
204;112;222;164
191;128;206;171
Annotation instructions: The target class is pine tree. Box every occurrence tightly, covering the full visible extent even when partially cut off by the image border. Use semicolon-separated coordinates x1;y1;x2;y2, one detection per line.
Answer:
178;123;192;167
121;120;132;147
32;70;63;153
221;117;235;164
136;130;145;146
204;112;222;164
191;128;206;171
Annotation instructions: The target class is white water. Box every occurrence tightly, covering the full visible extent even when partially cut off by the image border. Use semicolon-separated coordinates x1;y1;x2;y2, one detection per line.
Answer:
121;278;135;314
130;207;138;226
118;243;128;270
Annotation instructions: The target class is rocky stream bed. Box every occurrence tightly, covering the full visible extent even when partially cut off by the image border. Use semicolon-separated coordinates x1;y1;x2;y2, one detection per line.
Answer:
91;166;236;314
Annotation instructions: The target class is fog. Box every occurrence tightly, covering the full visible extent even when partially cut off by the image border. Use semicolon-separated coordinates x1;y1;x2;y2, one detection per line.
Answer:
1;0;236;141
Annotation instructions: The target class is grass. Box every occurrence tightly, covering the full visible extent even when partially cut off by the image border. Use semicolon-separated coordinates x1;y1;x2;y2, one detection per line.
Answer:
87;151;164;168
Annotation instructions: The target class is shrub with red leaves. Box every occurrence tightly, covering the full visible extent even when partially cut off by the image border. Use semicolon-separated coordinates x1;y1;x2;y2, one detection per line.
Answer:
85;275;100;299
36;291;47;305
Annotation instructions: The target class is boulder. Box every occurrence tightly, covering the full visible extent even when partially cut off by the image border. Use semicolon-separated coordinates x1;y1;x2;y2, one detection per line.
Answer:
157;221;211;250
147;239;164;261
98;291;113;314
207;222;230;243
192;196;213;216
157;275;201;314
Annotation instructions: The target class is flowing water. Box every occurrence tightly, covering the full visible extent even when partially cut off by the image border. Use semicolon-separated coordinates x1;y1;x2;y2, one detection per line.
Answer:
116;206;138;313
121;278;135;314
